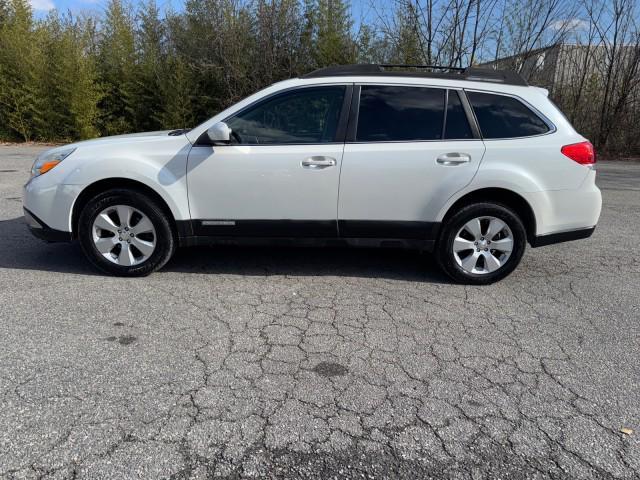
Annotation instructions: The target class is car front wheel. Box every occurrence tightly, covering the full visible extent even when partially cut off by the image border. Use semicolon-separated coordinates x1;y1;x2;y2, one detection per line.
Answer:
436;203;526;284
78;189;176;276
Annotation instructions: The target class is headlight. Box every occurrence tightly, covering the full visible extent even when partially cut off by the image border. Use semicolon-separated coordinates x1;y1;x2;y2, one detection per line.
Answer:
30;147;76;178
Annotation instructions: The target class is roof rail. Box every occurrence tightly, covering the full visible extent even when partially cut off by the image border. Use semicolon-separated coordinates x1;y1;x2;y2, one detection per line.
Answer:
381;64;465;72
301;64;528;86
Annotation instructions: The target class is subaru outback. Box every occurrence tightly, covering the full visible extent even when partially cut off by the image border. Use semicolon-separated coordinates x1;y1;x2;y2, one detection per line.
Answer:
23;64;601;284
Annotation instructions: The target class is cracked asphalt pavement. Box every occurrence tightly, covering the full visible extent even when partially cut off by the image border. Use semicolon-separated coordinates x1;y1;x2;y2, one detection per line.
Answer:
1;146;639;479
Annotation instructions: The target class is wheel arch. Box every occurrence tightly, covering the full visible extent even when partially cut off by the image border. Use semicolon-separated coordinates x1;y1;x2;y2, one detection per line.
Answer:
71;178;183;239
439;188;537;244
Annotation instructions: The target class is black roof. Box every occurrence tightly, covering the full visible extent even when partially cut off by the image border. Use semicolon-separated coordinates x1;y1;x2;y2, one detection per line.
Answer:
301;64;528;87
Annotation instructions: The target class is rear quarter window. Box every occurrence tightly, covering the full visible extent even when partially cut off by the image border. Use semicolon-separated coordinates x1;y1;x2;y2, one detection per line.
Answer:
467;91;550;139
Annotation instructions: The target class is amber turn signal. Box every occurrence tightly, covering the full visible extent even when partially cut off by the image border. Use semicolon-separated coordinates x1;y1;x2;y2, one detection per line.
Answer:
38;160;61;174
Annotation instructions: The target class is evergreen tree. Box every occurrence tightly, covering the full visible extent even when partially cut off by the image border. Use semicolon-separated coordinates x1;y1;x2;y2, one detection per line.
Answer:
0;0;10;26
299;0;315;69
135;0;164;131
158;56;194;129
252;0;306;84
0;0;43;141
98;0;137;135
390;2;425;65
312;0;356;67
37;14;102;140
68;18;103;139
175;0;255;122
356;24;387;64
37;14;68;140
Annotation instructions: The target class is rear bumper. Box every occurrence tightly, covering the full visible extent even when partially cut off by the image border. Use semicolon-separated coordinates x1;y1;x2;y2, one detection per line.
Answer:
524;171;602;237
24;208;72;243
530;226;595;248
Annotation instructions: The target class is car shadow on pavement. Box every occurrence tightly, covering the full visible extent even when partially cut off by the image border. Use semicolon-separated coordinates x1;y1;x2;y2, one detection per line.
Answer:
0;216;451;283
0;217;98;275
166;245;450;283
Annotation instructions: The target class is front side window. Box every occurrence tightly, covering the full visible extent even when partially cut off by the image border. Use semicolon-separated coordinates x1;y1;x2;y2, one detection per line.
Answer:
356;86;445;142
467;91;550;139
227;86;346;144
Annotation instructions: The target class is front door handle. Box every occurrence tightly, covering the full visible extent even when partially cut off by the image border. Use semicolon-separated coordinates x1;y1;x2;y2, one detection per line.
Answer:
301;156;337;169
436;152;471;165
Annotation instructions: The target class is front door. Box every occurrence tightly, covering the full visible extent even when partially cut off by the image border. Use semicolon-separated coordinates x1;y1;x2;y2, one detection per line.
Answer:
187;85;349;237
338;85;485;239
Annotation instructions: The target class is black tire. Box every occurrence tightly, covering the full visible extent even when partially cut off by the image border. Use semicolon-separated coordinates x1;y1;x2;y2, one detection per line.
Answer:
78;189;176;276
436;203;526;285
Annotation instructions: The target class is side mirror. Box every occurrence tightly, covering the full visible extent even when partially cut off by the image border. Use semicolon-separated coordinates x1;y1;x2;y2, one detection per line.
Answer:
206;122;231;144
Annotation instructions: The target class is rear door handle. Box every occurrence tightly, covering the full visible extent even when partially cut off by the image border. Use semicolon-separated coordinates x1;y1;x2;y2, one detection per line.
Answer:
436;152;471;165
301;156;337;168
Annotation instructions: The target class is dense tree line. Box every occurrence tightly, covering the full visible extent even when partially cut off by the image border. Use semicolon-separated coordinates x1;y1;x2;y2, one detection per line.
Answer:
0;0;638;154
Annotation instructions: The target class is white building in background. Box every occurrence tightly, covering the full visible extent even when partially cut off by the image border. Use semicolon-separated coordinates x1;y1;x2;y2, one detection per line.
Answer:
480;44;640;93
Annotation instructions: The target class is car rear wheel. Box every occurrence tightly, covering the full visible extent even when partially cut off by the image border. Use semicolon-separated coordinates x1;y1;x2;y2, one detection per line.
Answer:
78;189;176;276
436;203;526;284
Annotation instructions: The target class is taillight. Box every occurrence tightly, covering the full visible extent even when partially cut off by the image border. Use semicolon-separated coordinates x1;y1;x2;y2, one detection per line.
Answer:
561;141;595;165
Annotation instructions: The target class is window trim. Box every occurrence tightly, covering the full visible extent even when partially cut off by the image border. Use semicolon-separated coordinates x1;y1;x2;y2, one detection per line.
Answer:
345;85;361;142
446;89;481;140
196;84;353;146
441;90;449;140
457;89;482;139
463;88;557;140
345;83;482;144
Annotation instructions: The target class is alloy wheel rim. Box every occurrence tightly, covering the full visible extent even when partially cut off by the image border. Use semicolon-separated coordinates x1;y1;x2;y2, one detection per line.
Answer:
91;205;156;266
452;216;514;275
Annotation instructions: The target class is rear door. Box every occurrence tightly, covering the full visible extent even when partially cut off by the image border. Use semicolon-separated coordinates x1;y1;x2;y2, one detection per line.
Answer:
338;85;485;240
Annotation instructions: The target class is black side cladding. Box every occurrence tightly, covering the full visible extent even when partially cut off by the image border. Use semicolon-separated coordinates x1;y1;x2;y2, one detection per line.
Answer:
530;227;596;247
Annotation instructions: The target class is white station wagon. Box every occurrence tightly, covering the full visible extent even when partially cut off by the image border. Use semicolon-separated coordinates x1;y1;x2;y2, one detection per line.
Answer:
23;64;601;284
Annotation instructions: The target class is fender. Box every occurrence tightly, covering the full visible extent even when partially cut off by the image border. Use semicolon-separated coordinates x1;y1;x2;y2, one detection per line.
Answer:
435;163;552;234
59;136;192;230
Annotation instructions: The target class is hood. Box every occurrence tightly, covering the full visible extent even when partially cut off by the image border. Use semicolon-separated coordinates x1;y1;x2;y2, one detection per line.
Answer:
71;130;179;147
34;130;192;165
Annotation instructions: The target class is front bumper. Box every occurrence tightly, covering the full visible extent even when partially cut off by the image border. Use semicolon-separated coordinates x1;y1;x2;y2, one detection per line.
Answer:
24;208;72;243
23;177;83;235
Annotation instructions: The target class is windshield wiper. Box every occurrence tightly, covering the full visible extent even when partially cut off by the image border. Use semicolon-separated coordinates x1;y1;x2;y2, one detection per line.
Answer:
168;128;189;136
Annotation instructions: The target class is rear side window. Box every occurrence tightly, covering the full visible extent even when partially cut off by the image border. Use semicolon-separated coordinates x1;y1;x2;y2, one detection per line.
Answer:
356;86;445;141
467;91;550;139
444;91;473;140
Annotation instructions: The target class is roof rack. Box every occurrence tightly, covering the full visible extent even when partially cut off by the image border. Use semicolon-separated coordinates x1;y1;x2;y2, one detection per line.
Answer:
301;64;528;87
